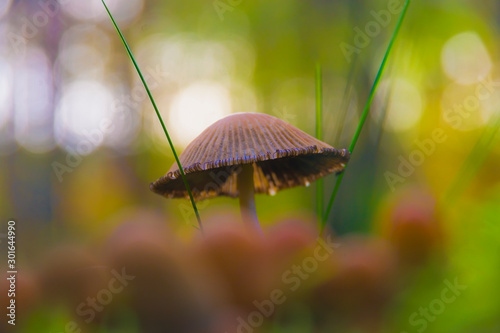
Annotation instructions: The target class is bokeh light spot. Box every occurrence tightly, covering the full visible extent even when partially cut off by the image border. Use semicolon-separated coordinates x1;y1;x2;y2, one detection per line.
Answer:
373;78;423;132
441;32;492;85
166;82;232;147
55;80;114;155
62;0;144;26
440;82;490;131
57;25;111;78
14;47;55;154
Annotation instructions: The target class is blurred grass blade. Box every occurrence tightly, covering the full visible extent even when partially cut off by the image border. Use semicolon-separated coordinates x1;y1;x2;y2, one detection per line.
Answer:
315;63;324;228
334;53;359;146
445;112;500;204
101;0;203;233
321;0;411;234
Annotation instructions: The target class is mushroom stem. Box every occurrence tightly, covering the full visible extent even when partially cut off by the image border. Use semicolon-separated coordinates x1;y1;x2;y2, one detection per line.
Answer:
237;163;262;234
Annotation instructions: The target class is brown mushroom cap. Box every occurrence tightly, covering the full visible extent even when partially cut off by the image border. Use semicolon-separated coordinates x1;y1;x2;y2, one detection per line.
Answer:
150;112;350;200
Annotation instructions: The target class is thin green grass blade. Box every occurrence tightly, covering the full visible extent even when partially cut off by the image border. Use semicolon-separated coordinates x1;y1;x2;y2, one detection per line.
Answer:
101;0;203;233
321;0;411;234
315;63;324;228
445;112;500;204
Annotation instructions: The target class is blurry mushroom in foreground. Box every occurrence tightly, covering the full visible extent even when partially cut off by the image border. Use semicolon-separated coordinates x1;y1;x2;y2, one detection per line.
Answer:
151;112;350;232
375;187;444;266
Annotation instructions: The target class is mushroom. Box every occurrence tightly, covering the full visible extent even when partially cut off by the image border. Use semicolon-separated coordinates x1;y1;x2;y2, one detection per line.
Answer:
150;112;350;233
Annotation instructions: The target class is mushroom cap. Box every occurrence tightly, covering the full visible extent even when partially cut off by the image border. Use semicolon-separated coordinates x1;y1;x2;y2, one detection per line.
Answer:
151;112;350;200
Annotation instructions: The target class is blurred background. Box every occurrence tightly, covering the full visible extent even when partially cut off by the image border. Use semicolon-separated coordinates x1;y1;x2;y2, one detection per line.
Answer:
1;0;500;332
